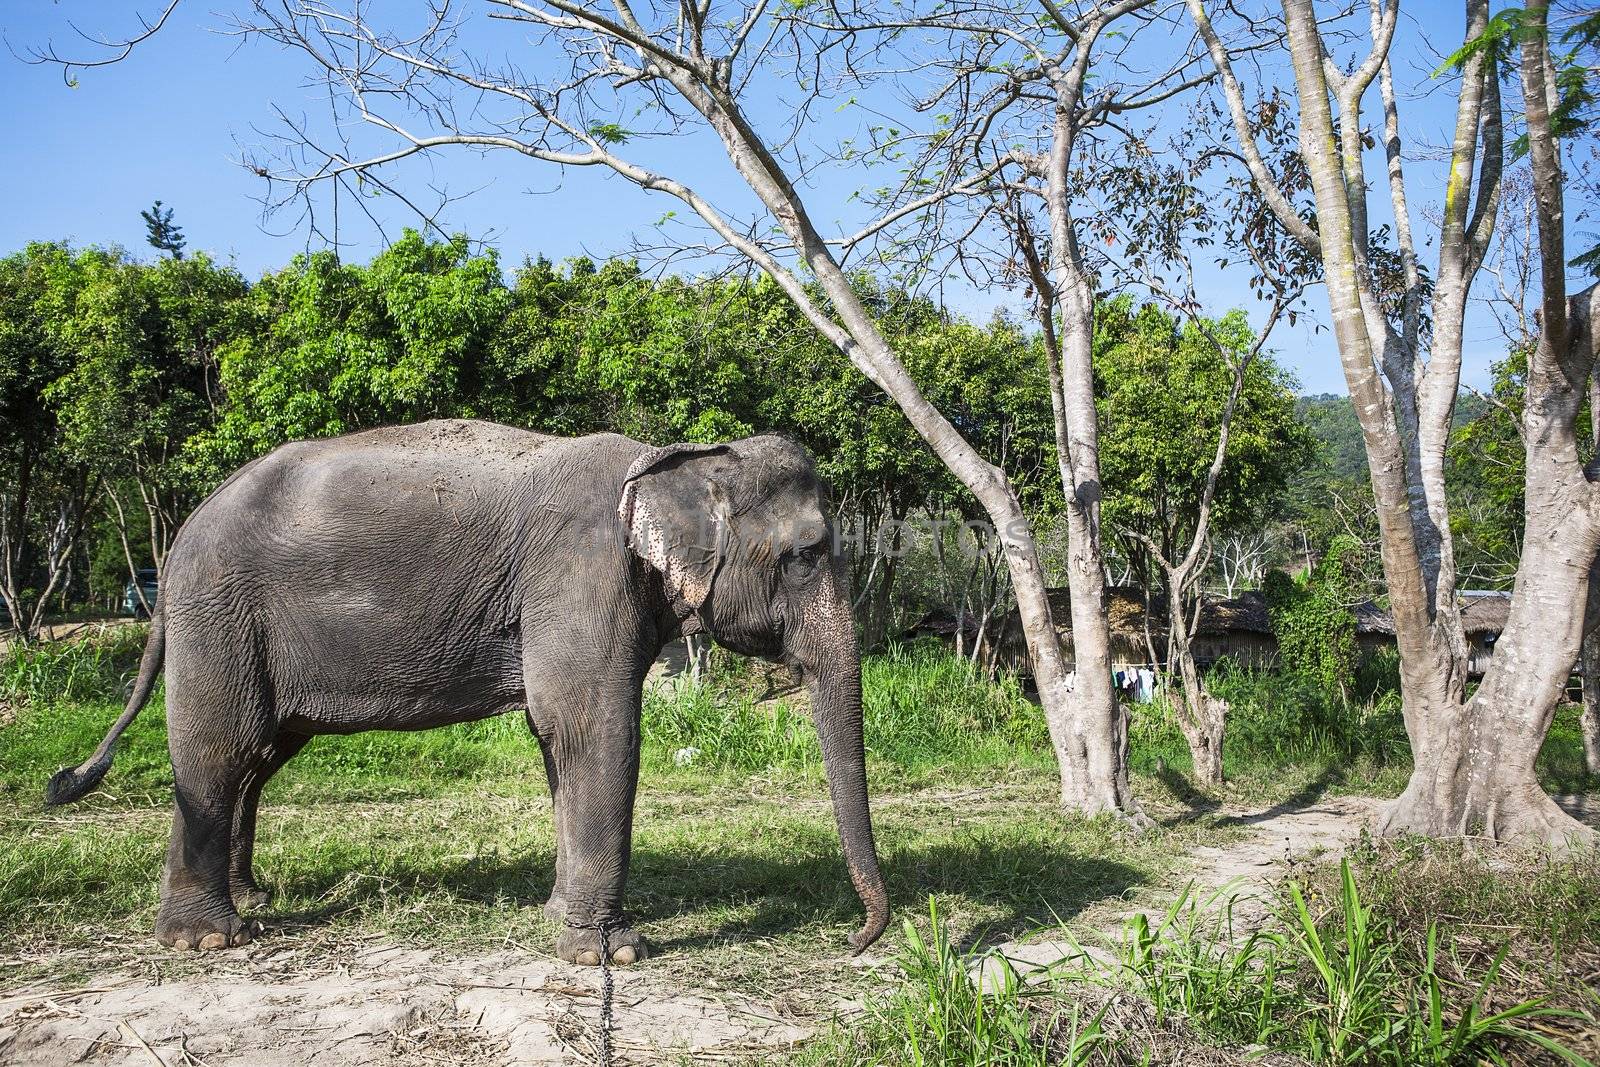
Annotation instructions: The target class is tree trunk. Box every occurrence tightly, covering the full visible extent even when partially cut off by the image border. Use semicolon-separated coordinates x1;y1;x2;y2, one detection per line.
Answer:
1050;287;1134;815
1390;424;1600;844
1379;518;1595;842
1032;74;1142;818
1265;0;1599;843
1169;588;1227;786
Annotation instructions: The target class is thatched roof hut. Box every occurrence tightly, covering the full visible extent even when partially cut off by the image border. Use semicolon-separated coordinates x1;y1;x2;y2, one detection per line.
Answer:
1195;590;1273;636
1351;591;1510;675
1353;590;1509;637
1459;590;1511;635
994;586;1279;673
911;581;1518;678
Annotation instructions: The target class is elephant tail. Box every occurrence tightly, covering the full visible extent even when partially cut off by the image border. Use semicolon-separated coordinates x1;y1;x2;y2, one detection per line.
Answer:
45;607;166;806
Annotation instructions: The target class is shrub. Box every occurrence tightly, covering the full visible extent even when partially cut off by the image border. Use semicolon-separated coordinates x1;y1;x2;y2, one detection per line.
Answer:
1;625;149;707
1266;534;1364;697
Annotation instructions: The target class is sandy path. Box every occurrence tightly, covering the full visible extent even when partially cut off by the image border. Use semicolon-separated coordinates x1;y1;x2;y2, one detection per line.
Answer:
7;791;1592;1064
0;941;811;1066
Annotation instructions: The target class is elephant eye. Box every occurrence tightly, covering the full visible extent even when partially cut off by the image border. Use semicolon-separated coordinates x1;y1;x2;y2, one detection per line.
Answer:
782;545;823;582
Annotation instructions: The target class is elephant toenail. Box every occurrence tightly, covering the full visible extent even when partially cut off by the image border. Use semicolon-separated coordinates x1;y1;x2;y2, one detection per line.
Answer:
173;938;192;951
232;930;252;947
577;950;600;966
198;932;228;950
612;946;637;965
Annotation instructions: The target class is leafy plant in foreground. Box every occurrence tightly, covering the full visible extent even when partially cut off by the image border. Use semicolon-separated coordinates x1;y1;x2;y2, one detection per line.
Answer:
1101;861;1593;1065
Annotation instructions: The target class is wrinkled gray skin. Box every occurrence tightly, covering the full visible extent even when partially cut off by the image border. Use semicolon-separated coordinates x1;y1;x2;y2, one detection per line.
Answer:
46;420;888;965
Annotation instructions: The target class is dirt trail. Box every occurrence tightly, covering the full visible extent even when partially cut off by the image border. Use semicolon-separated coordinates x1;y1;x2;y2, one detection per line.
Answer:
977;794;1382;980
0;795;1393;1066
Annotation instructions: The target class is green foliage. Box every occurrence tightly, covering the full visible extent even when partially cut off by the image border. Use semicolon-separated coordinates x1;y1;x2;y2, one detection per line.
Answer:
188;232;513;478
1265;535;1364;696
1099;860;1595;1065
1296;394;1370;484
798;898;1106;1067
1095;298;1312;569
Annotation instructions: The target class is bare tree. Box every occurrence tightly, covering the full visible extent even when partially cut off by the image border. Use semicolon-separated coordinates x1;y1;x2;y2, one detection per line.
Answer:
1;470;99;640
1132;289;1299;785
1190;0;1597;842
1215;531;1271;596
803;0;1226;814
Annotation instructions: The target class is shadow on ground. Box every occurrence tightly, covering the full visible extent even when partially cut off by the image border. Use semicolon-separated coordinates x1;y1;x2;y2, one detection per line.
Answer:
1156;762;1349;829
261;830;1144;959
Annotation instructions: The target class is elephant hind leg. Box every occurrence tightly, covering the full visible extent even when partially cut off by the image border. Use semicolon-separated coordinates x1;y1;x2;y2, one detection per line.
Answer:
230;732;311;911
156;665;280;952
157;742;255;951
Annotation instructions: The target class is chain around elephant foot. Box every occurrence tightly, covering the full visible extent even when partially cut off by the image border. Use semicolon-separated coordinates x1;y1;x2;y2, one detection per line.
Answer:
558;916;647;966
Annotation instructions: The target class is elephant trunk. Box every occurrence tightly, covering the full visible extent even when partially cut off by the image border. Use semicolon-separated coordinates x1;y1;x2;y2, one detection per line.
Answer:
796;583;889;954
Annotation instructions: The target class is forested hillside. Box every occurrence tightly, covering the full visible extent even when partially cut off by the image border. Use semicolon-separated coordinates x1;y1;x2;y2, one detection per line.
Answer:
1294;389;1535;591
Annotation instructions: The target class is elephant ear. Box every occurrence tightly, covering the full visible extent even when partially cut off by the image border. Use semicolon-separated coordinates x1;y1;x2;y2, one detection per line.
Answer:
618;443;737;614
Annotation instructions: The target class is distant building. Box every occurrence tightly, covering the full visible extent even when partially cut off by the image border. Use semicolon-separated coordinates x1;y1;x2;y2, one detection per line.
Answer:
1354;590;1510;677
987;586;1277;675
912;586;1516;679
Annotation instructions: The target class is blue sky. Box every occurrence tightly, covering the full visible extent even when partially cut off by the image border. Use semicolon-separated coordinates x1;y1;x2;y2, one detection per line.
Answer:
0;1;1526;395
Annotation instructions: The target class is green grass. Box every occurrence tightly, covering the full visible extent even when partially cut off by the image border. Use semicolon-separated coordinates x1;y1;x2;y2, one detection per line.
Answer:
0;634;1214;995
801;851;1600;1066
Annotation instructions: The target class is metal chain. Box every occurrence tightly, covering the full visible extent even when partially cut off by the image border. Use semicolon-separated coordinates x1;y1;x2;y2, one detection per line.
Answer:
568;915;623;1067
597;921;614;1067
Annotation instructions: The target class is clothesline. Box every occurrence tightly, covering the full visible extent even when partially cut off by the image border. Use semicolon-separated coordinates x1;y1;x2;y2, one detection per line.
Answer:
1062;666;1164;705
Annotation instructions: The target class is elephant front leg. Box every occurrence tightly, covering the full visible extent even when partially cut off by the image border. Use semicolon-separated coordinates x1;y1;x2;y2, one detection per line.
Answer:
550;716;649;967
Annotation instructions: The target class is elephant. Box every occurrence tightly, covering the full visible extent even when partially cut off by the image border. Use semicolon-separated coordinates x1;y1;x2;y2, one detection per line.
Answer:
45;419;888;966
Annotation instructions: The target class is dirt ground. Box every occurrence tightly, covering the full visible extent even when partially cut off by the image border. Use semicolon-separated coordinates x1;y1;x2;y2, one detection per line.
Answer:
0;793;1408;1067
0;618;139;653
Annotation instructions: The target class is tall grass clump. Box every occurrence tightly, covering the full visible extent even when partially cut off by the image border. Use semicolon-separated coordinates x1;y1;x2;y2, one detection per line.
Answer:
861;642;1047;764
1107;882;1289;1046
1;625;149;707
794;899;1106;1067
642;677;819;771
1091;859;1596;1065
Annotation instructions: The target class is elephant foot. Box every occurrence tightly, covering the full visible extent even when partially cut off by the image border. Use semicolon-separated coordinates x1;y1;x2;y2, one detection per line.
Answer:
156;906;256;951
542;895;570;923
557;923;648;967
